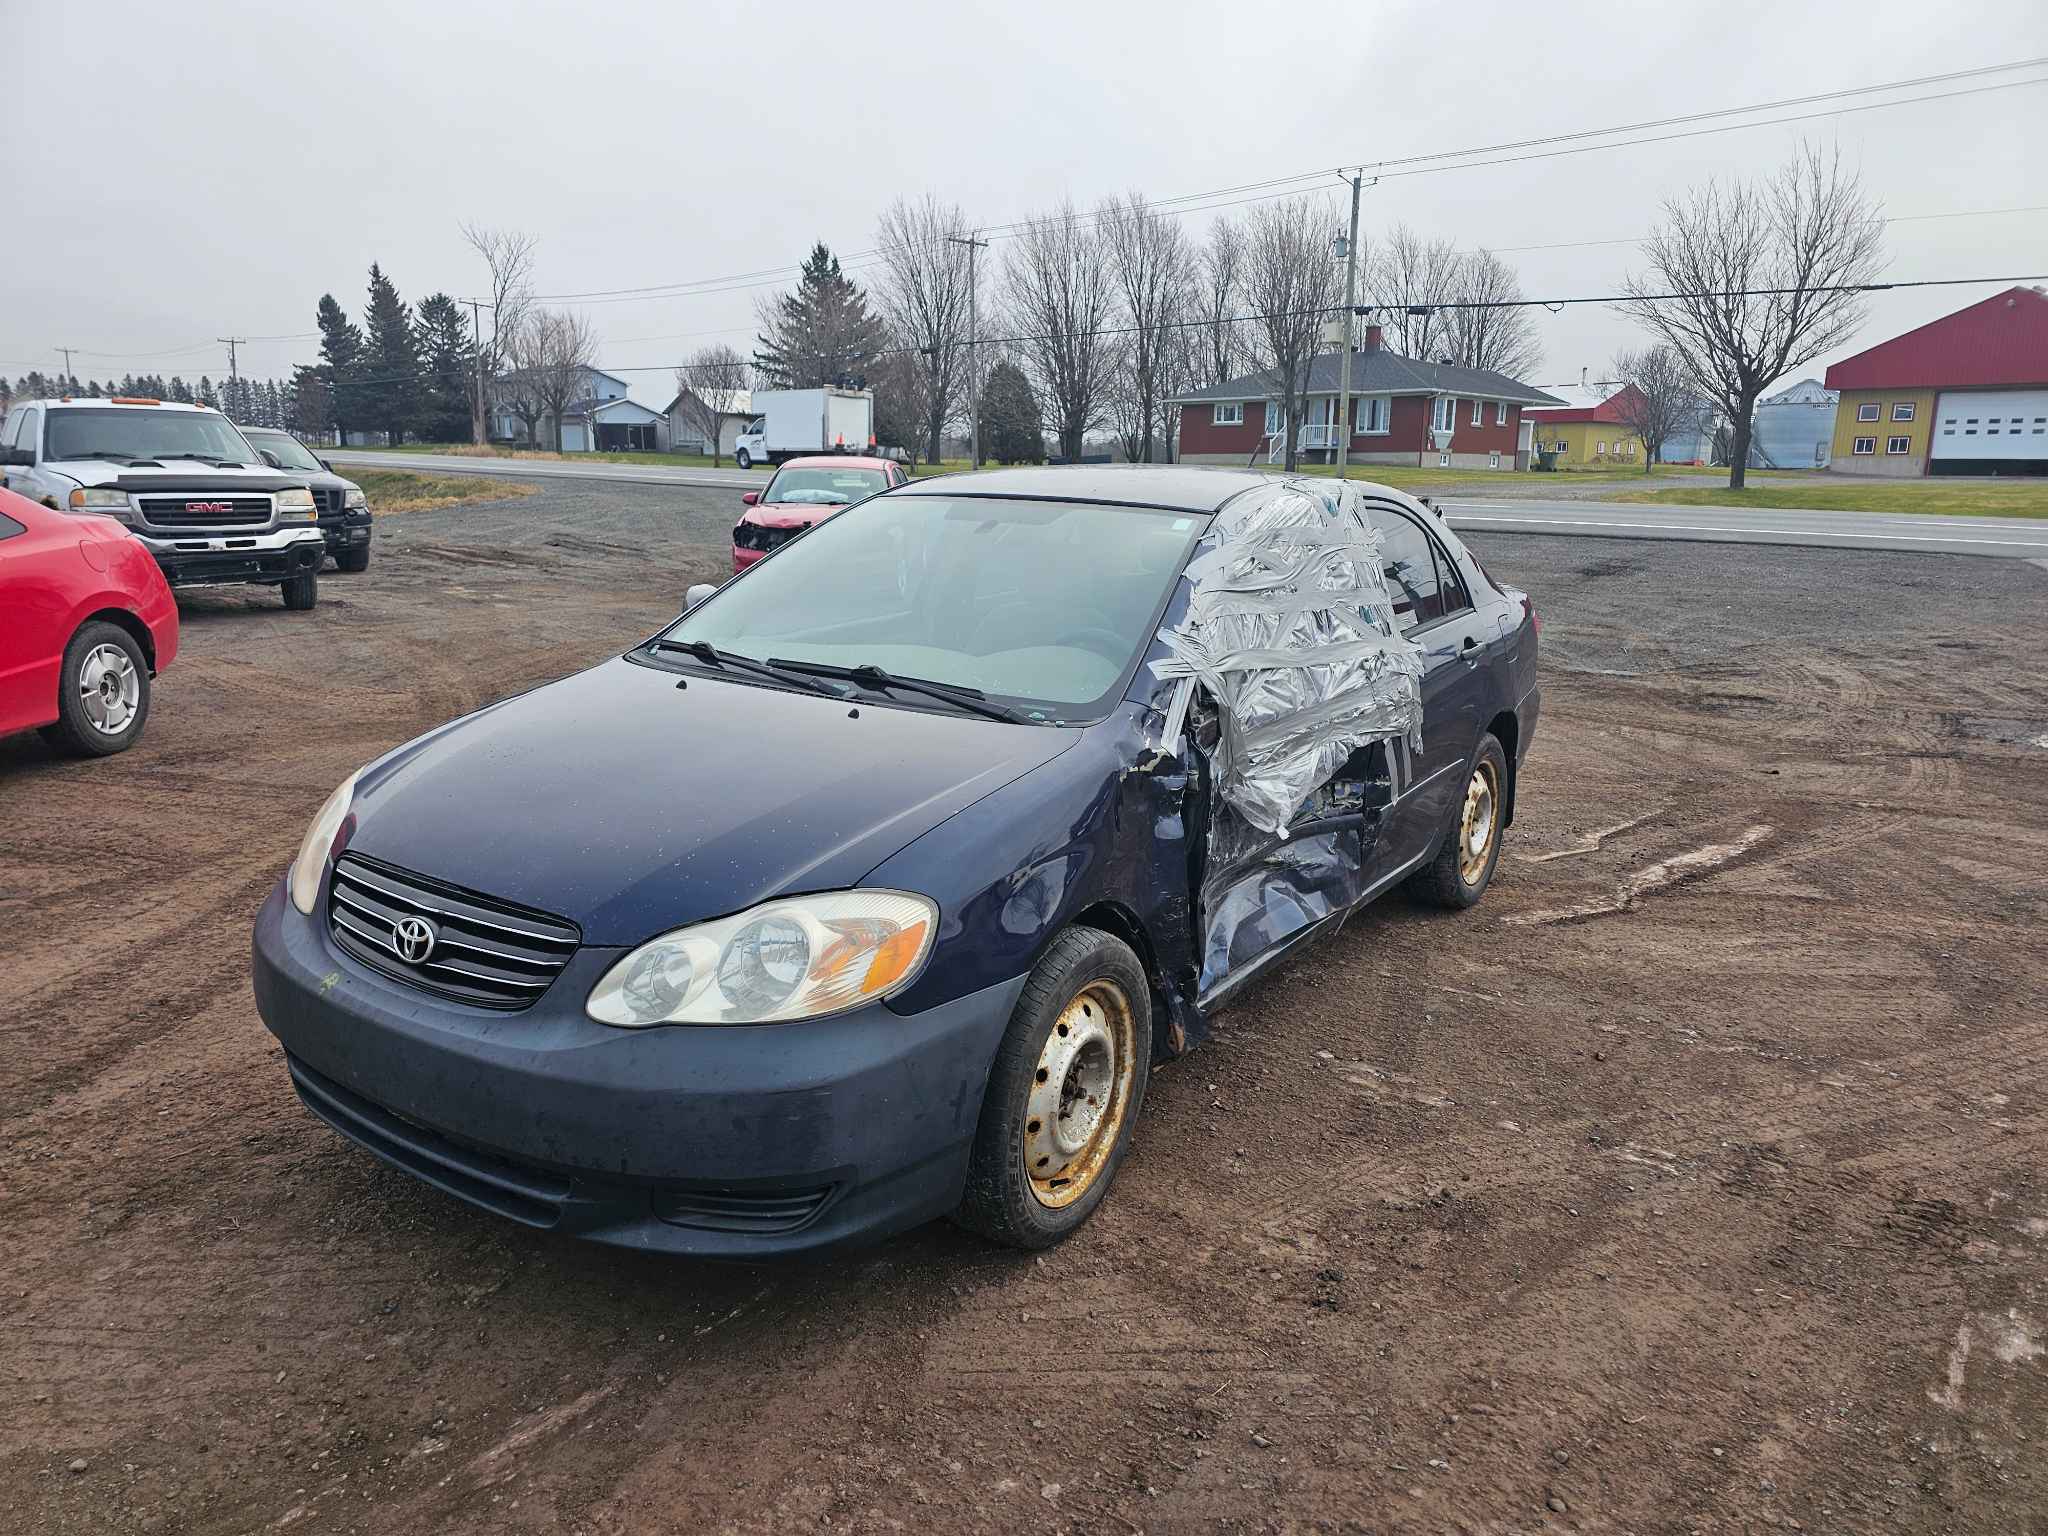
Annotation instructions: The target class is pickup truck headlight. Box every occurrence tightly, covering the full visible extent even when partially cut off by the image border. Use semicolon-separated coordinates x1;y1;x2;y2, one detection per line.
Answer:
276;488;317;523
288;772;358;915
344;488;368;511
68;488;132;516
587;891;936;1027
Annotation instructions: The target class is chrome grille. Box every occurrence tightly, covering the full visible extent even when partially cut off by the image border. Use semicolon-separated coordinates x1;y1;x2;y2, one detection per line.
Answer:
327;854;580;1010
136;495;274;528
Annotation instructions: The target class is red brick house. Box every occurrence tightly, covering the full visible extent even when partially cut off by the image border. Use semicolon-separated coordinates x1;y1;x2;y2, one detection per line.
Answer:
1170;324;1562;470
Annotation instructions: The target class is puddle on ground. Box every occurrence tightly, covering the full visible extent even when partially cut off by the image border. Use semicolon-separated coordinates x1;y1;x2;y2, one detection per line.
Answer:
1944;714;2048;749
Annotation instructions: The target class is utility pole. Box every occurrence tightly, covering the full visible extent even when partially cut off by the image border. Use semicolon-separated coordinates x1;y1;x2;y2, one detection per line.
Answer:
218;336;243;385
945;233;990;467
57;346;76;385
1334;171;1364;480
468;300;490;447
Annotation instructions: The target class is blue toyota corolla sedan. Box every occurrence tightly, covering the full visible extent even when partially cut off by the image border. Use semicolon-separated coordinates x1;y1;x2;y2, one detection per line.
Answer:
252;466;1538;1255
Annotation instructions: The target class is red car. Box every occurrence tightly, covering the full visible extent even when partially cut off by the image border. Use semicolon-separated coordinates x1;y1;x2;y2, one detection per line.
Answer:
0;487;179;757
731;455;908;573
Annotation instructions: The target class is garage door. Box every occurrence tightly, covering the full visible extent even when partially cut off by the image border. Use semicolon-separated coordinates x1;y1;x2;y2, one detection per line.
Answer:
1931;389;2048;461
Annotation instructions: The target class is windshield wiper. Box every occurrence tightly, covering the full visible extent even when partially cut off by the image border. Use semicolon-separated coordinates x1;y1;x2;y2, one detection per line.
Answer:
767;659;1030;724
645;638;849;698
55;449;144;464
159;453;245;467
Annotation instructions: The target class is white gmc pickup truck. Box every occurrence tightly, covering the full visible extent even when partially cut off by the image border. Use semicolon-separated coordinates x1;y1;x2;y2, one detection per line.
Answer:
0;396;326;609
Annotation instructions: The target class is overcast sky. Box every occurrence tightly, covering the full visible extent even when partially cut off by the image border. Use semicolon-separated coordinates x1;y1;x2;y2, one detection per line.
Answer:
4;0;2044;411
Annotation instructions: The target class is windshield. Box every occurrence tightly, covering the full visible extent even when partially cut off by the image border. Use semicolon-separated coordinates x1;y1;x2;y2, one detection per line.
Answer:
44;408;259;464
662;495;1205;718
763;467;887;506
242;430;324;472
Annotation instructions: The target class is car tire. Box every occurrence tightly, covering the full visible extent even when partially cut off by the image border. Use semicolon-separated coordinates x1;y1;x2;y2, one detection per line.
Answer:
282;571;319;610
338;547;370;574
735;449;751;469
1409;731;1508;909
953;927;1152;1249
41;620;151;757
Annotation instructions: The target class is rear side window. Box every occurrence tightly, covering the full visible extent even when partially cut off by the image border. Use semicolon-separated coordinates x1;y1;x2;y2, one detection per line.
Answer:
0;510;24;539
1368;505;1451;630
12;407;39;452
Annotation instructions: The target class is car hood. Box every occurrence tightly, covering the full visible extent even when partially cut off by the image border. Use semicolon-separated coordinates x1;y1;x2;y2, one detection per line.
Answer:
347;655;1080;944
742;501;853;531
60;460;310;492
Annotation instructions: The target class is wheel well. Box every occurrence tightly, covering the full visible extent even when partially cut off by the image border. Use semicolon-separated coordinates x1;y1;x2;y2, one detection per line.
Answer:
1068;900;1176;1045
83;608;155;672
1486;709;1519;827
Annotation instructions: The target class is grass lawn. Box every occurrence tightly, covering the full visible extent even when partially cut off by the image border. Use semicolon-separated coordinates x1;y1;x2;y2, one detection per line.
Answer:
353;443;734;469
356;468;537;514
1605;480;2048;519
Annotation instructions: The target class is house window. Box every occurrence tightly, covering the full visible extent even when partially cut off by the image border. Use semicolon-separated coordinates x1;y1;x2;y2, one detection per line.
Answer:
1432;397;1454;432
1891;401;1915;422
1856;402;1880;422
1264;402;1281;435
1886;435;1912;454
1213;402;1243;427
1596;440;1607;456
1352;395;1390;434
1438;451;1451;467
1470;398;1484;426
1488;451;1501;468
1852;436;1876;454
1495;401;1508;426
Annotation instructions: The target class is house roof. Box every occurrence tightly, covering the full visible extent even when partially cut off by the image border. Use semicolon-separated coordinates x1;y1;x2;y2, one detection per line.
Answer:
1169;347;1563;408
662;386;753;417
1823;286;2048;391
560;395;663;422
1765;378;1837;405
1524;385;1647;426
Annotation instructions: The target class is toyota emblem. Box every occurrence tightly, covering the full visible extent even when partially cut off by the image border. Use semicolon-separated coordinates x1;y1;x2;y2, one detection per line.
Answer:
390;915;438;964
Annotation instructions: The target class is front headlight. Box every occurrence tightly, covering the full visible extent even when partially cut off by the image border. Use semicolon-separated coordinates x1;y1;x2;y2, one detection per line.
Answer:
288;772;358;915
344;488;368;511
587;891;937;1027
276;488;317;523
68;487;131;513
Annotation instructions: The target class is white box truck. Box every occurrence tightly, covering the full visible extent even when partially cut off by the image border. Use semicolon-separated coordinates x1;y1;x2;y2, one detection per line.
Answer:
733;388;875;468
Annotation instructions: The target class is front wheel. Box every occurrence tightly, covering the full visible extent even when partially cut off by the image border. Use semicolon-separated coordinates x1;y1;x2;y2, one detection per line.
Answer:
338;546;370;574
954;927;1151;1249
735;449;751;469
41;620;151;757
1409;732;1507;909
282;570;319;610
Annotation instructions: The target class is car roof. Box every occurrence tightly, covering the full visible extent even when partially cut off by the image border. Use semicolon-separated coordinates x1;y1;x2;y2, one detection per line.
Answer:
889;463;1289;512
30;397;228;415
772;455;896;470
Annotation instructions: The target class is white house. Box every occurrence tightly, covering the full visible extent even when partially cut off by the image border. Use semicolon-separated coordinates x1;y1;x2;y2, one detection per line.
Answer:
490;366;669;452
664;386;753;458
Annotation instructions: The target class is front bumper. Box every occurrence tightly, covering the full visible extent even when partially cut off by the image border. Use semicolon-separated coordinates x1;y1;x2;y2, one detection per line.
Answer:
251;881;1022;1257
732;544;764;573
137;526;324;587
319;511;373;555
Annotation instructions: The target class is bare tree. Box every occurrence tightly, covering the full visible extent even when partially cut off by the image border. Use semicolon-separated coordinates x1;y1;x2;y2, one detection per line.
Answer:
1620;143;1883;489
672;343;753;466
1003;200;1116;462
459;223;536;446
1098;192;1197;463
873;196;973;465
1372;224;1462;361
1241;196;1341;472
1195;216;1248;386
1443;249;1543;381
1606;345;1705;472
503;309;597;451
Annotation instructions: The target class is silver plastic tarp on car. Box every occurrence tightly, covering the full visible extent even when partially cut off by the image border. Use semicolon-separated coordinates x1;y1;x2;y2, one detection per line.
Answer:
1152;477;1426;837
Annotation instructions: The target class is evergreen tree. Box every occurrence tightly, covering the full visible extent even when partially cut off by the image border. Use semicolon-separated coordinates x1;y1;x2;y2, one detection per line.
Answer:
264;379;283;428
167;376;191;403
753;242;887;388
315;293;367;438
414;292;477;443
197;375;218;408
24;370;51;400
980;360;1045;464
290;363;332;438
363;263;422;444
85;380;104;398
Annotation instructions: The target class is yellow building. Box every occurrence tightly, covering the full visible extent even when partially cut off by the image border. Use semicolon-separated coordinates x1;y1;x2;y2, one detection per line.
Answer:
1523;391;1644;468
1829;388;1938;477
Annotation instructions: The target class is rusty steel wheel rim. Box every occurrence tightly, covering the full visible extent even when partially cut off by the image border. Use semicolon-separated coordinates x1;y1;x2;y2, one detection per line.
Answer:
1023;979;1136;1209
1458;760;1500;885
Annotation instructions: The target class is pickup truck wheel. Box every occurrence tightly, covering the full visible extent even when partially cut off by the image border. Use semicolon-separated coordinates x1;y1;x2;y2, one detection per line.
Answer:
954;927;1151;1249
735;449;751;469
282;571;319;610
41;621;150;757
338;547;370;574
1409;732;1507;910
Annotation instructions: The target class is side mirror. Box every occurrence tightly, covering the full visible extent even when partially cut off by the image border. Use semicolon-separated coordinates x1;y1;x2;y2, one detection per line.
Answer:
259;450;282;469
319;458;333;472
741;491;759;506
0;446;30;467
684;582;717;610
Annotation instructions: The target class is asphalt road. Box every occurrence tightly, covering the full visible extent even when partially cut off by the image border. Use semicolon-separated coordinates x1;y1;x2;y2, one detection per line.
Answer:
329;449;2048;560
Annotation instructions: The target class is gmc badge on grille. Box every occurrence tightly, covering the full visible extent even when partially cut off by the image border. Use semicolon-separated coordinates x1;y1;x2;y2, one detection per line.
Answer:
185;501;233;513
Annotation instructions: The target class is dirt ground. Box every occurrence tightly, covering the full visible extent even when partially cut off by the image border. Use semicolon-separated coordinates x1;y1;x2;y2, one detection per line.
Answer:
4;485;2045;1535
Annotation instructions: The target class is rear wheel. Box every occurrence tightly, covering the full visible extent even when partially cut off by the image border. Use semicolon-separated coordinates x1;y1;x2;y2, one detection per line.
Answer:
338;546;370;574
41;620;150;757
282;570;319;610
1409;732;1507;909
954;927;1151;1249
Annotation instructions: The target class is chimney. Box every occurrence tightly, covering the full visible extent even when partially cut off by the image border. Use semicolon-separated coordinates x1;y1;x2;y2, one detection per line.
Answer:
1362;323;1384;352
